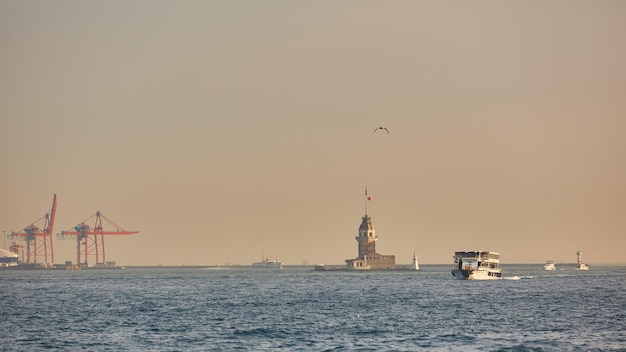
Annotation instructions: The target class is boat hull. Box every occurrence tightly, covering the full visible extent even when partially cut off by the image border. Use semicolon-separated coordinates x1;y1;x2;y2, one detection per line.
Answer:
451;269;501;280
251;263;283;269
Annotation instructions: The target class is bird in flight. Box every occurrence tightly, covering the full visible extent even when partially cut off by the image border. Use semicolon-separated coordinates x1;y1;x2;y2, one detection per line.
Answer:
373;126;390;134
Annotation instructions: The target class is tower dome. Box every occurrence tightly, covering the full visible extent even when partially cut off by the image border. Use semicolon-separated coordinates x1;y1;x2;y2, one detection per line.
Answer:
358;215;376;238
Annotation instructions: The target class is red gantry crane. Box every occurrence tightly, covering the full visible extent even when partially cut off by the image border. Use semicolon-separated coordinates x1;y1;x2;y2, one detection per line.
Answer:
58;211;138;267
8;194;57;265
9;242;25;263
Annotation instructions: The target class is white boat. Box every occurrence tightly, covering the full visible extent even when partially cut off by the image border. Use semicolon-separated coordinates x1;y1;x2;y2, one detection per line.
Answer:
576;251;589;270
543;260;557;271
0;248;19;268
313;264;327;271
251;256;283;269
451;251;501;280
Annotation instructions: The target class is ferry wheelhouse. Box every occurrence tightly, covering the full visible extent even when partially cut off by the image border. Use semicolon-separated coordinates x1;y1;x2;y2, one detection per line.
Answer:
451;251;501;280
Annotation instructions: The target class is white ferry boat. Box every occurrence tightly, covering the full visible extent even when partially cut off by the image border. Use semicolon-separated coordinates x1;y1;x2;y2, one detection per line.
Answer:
543;260;556;271
576;251;589;270
451;251;501;280
0;248;19;268
251;256;283;269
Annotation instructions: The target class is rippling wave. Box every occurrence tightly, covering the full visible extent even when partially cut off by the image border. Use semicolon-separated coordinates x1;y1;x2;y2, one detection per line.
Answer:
1;265;624;351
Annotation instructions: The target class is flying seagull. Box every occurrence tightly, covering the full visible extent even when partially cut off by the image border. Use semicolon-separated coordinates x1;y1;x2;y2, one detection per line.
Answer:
373;126;390;134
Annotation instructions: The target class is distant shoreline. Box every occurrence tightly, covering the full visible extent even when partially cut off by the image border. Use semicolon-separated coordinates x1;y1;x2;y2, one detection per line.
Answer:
3;263;624;271
119;263;623;269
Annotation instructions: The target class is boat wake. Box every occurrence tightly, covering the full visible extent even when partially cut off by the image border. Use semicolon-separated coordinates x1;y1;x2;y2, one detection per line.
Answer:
504;275;535;280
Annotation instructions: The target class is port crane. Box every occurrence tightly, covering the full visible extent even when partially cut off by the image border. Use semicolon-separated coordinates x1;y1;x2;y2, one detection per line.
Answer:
9;242;25;263
58;211;138;267
7;194;57;265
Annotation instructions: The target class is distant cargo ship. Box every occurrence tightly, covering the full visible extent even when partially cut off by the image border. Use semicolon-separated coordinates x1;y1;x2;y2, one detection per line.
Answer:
251;256;283;269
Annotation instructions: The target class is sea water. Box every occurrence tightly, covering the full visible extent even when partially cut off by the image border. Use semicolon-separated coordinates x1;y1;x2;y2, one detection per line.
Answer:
1;265;624;351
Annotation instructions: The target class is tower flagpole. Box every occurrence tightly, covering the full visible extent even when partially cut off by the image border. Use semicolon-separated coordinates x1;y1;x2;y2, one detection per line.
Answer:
365;186;369;216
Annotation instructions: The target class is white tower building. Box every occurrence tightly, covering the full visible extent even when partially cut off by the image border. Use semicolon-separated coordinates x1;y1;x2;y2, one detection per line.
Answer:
411;252;420;270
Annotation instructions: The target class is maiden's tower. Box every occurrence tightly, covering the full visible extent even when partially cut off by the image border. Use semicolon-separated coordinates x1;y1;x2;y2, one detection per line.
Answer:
345;189;396;270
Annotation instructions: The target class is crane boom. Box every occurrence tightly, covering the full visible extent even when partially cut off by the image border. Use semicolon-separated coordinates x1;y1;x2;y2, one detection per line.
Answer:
59;211;138;267
8;194;57;265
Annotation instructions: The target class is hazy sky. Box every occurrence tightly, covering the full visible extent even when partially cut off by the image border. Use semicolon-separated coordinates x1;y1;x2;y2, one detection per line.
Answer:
1;1;625;266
